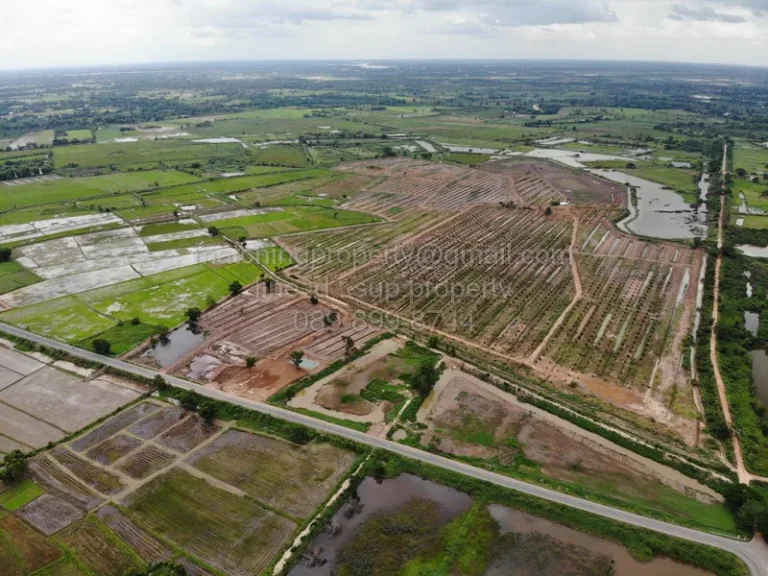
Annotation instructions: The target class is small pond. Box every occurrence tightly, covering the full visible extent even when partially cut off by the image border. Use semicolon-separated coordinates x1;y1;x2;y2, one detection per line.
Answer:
144;325;205;367
750;350;768;413
596;170;707;240
290;474;713;576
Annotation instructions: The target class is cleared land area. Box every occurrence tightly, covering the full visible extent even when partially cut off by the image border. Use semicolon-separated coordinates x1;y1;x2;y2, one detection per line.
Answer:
0;344;141;452
187;429;355;517
166;284;381;401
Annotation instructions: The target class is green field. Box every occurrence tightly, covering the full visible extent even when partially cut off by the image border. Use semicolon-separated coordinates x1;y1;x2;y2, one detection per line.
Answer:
64;130;93;141
79;321;165;355
217;206;378;238
0;480;44;511
125;468;295;576
0;262;40;295
0;296;115;342
734;143;768;174
445;152;492;165
256;246;295;271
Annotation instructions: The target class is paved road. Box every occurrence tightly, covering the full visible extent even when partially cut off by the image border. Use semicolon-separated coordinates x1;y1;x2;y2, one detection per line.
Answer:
2;320;767;575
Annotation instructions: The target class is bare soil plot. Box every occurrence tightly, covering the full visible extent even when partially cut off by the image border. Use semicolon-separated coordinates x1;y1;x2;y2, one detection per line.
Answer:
174;285;380;401
28;457;104;510
337;158;513;212
86;433;143;466
96;505;173;564
481;159;625;207
127;406;187;439
0;435;29;456
0;365;25;391
0;345;45;376
70;402;159;453
335;205;575;357
0;402;63;449
116;445;177;480
278;210;447;283
0;368;140;433
186;430;356;517
123;468;296;576
0;514;63;575
59;516;143;576
51;447;124;496
18;494;84;535
418;369;731;532
158;416;221;452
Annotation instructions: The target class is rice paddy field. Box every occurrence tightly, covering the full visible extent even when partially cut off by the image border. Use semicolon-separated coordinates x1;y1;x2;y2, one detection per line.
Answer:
0;399;358;576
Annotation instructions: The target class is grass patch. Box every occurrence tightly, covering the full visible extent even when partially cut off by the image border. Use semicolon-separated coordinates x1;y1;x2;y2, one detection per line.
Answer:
0;261;40;295
0;480;44;510
212;205;378;238
124;468;295;576
445;152;492;165
255;246;295;272
0;297;115;342
78;321;165;355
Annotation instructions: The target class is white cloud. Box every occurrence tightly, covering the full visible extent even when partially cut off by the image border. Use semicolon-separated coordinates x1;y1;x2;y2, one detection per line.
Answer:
0;0;766;69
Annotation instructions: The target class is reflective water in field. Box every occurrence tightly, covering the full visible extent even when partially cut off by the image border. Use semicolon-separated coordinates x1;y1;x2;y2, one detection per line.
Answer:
145;325;205;367
290;474;713;576
488;505;712;576
750;350;768;412
595;170;707;239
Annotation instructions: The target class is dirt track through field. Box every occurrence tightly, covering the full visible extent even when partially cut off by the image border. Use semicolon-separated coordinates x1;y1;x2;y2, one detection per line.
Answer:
709;145;756;484
530;214;582;362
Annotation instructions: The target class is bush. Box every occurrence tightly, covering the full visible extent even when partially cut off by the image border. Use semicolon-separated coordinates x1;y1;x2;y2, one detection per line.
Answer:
130;317;140;326
0;248;10;262
92;339;111;355
0;450;27;483
186;307;202;323
246;356;257;368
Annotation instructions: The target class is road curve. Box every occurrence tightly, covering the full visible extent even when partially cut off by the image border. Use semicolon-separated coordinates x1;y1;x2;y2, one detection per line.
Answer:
1;320;767;576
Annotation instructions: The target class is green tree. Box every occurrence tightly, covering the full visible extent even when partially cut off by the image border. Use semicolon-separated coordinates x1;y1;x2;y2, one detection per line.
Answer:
229;281;243;295
0;450;28;484
207;226;220;237
198;402;216;425
290;350;305;368
92;339;111;355
0;248;11;262
246;356;257;368
186;307;202;323
178;390;201;411
152;375;168;391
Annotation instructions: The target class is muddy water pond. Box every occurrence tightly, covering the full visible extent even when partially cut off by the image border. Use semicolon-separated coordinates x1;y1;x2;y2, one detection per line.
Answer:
595;170;707;240
145;326;205;367
488;505;711;576
289;474;472;576
289;475;713;576
750;350;768;411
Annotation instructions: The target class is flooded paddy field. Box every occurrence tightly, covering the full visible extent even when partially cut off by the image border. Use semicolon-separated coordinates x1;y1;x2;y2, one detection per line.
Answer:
290;474;714;576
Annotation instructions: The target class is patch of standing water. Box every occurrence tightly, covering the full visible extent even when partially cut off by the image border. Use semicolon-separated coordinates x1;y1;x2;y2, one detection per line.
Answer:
289;475;472;576
488;505;712;576
524;147;633;169
145;326;205;367
595;170;707;240
750;351;768;412
299;358;319;370
745;312;760;337
737;245;768;259
192;137;248;148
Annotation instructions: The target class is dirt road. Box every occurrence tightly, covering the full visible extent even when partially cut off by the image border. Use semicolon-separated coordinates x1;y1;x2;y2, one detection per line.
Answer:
709;144;750;484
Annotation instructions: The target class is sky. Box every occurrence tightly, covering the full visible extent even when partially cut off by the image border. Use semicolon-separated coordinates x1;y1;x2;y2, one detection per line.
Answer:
2;0;768;70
